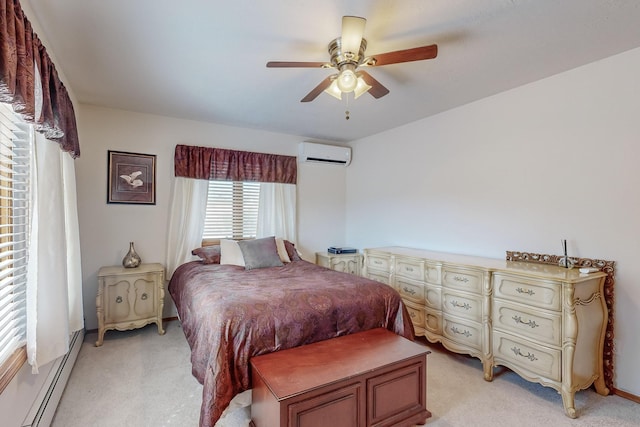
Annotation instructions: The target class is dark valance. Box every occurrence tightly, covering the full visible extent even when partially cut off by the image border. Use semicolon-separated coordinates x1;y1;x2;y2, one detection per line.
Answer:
0;0;80;157
174;144;297;184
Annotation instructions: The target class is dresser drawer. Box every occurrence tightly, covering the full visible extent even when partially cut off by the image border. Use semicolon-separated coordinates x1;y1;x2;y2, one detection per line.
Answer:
442;266;484;294
493;300;561;347
493;331;561;382
395;257;424;281
365;253;391;272
364;268;391;286
396;277;425;304
442;316;483;351
424;283;442;310
442;289;483;322
493;273;561;311
404;300;425;329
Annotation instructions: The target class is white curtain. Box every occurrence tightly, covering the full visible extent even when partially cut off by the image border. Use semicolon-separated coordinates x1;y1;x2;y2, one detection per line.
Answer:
26;131;83;373
256;183;297;242
165;177;209;279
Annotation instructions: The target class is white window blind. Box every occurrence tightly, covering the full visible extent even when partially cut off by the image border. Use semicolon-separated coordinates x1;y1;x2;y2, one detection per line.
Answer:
203;180;260;240
0;103;30;368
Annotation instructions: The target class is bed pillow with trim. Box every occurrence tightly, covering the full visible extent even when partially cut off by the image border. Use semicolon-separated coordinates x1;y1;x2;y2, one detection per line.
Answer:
192;245;221;264
283;240;302;261
237;236;284;270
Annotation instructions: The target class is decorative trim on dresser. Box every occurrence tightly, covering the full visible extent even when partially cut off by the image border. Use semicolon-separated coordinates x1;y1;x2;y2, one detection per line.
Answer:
363;247;611;418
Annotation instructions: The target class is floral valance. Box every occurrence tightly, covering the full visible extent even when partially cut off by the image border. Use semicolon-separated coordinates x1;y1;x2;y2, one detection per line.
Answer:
0;0;80;157
174;144;297;184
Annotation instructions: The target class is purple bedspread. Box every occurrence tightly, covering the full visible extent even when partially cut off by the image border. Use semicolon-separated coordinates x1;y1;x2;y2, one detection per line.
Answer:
169;259;414;427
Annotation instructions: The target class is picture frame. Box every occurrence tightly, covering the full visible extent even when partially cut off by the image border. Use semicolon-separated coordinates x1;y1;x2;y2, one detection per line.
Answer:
107;150;156;205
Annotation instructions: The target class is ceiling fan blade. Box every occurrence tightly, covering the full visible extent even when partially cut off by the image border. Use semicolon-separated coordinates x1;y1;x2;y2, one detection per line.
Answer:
301;76;334;102
341;16;366;54
368;44;438;66
266;61;328;68
358;71;389;99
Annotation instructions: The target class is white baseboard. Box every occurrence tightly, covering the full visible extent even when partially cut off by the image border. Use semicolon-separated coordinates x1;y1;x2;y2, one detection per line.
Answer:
22;329;84;427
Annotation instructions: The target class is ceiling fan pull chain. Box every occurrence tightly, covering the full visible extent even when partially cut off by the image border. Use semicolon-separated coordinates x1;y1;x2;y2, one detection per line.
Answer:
345;93;350;120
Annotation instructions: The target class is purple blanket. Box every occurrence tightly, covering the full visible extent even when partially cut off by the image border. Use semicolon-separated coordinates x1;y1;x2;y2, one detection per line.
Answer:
169;260;414;427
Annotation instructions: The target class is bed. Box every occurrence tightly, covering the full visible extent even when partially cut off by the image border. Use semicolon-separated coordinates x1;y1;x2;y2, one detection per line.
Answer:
168;239;414;427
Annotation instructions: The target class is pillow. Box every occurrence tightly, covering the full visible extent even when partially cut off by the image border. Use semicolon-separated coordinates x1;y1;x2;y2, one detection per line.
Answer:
237;236;284;270
275;237;291;263
283;240;302;261
191;245;221;264
220;239;245;266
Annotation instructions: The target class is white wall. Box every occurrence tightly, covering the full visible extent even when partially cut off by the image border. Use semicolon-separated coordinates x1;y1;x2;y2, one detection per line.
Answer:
75;105;347;330
346;47;640;396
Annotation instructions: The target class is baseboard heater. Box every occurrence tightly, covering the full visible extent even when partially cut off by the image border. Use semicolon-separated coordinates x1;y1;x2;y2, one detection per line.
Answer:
22;329;84;427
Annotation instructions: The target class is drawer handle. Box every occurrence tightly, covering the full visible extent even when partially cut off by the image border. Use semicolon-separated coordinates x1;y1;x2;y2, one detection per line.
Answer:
516;287;535;296
115;296;123;304
403;286;416;295
141;293;148;300
374;260;382;265
450;326;472;337
410;311;416;319
512;315;539;329
453;276;469;283
405;266;414;272
511;346;538;362
450;300;471;310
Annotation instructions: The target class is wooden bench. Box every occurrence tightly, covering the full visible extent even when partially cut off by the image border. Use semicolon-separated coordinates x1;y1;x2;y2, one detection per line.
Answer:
250;328;431;427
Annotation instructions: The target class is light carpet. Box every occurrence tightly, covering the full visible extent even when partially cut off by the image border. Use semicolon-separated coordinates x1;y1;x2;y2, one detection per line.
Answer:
51;321;639;426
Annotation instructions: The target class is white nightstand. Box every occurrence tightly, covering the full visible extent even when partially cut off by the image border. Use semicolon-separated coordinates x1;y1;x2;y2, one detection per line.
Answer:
95;263;165;346
315;252;363;276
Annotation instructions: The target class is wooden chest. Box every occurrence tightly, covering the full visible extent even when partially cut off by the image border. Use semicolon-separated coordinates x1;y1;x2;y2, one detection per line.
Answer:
250;328;431;427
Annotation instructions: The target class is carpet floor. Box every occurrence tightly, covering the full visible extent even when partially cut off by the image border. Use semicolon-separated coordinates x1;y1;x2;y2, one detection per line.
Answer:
51;321;639;426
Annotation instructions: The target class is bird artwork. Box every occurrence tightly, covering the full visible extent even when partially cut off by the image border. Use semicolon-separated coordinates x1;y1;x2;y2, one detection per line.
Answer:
120;171;144;188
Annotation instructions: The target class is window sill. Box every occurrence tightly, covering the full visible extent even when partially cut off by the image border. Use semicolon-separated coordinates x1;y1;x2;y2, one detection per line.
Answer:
0;346;27;394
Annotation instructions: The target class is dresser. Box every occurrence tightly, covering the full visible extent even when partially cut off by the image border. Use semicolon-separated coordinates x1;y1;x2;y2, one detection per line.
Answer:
363;247;609;418
95;263;166;346
315;252;363;275
250;328;431;427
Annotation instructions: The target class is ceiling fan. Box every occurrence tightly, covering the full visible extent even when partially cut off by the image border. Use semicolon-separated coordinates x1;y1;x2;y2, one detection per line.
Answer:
266;16;438;103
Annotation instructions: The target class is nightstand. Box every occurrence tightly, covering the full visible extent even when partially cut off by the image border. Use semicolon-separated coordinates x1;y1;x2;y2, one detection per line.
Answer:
95;263;165;346
315;252;363;276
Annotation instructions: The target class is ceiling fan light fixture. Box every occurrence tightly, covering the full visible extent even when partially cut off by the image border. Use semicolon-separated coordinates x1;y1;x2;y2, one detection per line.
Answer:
354;75;372;99
336;66;358;93
323;79;342;100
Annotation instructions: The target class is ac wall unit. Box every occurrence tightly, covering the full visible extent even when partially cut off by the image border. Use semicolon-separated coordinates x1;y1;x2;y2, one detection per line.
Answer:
299;142;351;166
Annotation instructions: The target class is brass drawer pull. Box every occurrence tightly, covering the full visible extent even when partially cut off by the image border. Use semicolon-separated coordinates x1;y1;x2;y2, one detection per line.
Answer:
405;266;414;272
403;287;416;295
450;326;472;337
450;300;471;310
374;260;382;265
512;315;539;328
511;346;538;362
115;296;123;303
453;276;469;283
516;287;535;296
141;293;148;300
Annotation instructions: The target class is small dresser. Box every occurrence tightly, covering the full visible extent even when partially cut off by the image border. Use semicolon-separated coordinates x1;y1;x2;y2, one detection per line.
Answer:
95;263;165;346
316;252;363;275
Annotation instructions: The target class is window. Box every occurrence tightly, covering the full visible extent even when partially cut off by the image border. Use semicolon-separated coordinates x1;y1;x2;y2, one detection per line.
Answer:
0;103;31;389
202;180;260;242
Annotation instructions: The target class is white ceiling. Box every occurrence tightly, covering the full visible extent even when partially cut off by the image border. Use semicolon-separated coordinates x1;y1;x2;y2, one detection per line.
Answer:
26;0;640;143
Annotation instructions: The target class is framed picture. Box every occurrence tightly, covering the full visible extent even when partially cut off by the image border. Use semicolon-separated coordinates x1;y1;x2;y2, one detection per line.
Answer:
107;150;156;205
